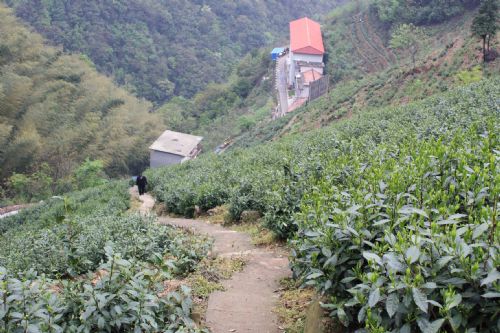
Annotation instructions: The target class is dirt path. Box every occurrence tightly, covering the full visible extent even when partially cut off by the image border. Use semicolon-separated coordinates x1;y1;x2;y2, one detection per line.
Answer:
132;188;291;333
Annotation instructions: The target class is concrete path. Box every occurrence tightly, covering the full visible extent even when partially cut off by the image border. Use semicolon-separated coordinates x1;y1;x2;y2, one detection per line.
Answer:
275;55;289;118
132;189;290;333
129;186;155;215
0;210;18;219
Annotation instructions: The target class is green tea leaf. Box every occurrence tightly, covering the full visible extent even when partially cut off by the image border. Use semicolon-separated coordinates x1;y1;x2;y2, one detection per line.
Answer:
362;252;383;266
417;318;445;333
412;287;428;313
481;269;500;286
386;293;399;318
405;246;420;264
368;288;381;307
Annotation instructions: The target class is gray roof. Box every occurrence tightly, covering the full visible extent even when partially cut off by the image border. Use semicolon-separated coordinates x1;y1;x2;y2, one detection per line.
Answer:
149;130;203;157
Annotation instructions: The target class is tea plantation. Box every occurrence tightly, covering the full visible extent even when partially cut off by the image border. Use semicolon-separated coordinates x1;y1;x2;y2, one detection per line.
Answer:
0;182;210;332
148;79;500;332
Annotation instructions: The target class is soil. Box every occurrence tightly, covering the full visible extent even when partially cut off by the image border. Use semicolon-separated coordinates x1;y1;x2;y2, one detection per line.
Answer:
131;186;291;333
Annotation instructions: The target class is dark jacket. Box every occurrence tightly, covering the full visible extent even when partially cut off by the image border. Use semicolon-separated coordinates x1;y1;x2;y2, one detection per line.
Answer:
136;176;147;187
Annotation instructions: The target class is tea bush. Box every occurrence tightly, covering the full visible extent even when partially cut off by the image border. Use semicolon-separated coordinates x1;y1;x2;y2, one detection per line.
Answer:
148;79;499;233
0;182;130;234
291;128;499;332
148;79;499;331
0;246;206;332
0;182;210;277
0;181;211;331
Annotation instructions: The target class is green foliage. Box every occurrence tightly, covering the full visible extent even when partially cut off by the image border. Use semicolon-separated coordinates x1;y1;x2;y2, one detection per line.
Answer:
456;65;483;84
0;249;206;332
158;49;274;150
471;0;499;38
373;0;479;25
390;24;425;67
0;6;163;183
148;79;499;331
73;159;107;190
471;0;499;61
0;182;210;277
0;180;211;331
4;0;340;104
8;163;53;202
291;128;499;332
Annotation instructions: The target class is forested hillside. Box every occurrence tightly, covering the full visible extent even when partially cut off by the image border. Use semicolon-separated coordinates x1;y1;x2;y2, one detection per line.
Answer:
4;0;342;104
152;0;497;152
232;0;498;149
0;6;162;187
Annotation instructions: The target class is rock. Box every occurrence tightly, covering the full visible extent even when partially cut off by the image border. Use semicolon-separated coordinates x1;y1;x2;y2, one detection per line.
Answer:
194;205;202;217
304;299;324;333
240;210;261;223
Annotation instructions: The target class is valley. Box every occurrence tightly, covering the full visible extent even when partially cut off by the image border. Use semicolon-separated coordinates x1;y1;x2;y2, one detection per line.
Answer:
0;0;498;332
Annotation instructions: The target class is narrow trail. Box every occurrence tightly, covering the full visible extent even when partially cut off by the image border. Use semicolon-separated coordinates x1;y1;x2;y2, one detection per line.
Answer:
131;187;290;333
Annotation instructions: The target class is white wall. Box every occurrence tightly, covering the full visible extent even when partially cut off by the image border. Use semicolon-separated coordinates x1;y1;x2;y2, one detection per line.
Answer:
150;150;184;168
292;53;323;63
289;52;324;84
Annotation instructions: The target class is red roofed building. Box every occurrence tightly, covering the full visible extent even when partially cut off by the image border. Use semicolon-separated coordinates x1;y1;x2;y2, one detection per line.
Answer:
288;17;325;85
290;17;325;55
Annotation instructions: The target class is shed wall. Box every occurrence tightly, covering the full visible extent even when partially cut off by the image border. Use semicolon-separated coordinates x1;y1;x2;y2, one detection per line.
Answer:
150;150;184;168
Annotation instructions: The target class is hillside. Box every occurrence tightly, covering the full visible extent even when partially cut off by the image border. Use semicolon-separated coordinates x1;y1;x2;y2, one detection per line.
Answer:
229;0;499;148
0;6;162;187
0;0;498;331
4;0;342;104
147;78;500;332
156;1;498;152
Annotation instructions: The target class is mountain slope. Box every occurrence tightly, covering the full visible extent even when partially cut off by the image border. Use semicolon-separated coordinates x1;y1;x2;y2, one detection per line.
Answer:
147;77;499;332
5;0;342;104
0;5;162;181
231;2;499;149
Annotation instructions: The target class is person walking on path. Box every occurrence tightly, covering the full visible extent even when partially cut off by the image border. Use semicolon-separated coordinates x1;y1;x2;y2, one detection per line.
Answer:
136;174;148;195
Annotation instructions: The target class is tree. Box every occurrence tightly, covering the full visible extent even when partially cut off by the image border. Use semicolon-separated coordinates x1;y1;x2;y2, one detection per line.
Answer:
73;159;107;190
390;24;425;69
471;0;499;62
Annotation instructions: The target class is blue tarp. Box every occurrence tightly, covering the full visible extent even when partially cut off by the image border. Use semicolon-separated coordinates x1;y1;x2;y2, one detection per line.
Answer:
271;47;285;60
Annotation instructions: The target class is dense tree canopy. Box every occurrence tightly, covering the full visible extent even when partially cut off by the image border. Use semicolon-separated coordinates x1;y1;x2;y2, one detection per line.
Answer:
373;0;480;25
471;0;499;62
5;0;341;104
0;6;163;183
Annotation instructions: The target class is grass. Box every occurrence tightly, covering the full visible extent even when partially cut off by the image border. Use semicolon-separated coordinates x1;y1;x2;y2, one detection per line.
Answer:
199;205;282;247
186;256;246;326
231;222;280;247
274;278;317;333
275;278;344;333
202;205;230;225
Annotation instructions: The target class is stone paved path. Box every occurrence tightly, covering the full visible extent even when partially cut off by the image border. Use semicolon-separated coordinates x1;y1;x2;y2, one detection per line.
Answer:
131;187;290;333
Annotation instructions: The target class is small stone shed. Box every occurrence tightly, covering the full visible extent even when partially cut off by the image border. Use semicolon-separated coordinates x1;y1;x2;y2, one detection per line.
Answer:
149;130;203;168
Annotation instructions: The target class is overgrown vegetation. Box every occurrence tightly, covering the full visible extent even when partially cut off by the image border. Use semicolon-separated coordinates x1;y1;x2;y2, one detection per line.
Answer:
0;181;211;331
148;79;499;331
0;6;163;187
274;278;318;333
373;0;479;25
4;0;341;104
158;49;275;150
233;4;499;149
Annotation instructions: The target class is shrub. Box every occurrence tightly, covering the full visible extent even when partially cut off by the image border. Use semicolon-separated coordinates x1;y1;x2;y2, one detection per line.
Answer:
0;247;207;332
147;79;499;331
291;129;499;332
